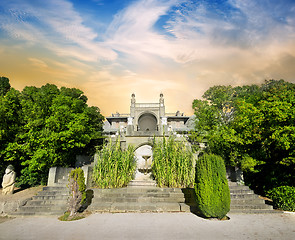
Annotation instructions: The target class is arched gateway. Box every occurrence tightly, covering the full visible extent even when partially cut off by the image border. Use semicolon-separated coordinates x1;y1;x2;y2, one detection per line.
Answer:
138;113;157;131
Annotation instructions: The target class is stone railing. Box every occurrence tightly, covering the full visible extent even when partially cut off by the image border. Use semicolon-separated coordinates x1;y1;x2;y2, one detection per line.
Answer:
135;103;160;108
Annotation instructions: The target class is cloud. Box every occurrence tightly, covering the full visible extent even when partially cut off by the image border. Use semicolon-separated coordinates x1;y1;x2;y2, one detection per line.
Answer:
106;0;196;63
28;58;48;69
0;0;117;61
1;0;295;116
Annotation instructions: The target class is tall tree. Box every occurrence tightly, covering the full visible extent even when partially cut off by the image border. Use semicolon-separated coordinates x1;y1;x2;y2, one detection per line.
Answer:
0;84;22;177
0;77;11;96
1;80;104;186
192;79;295;193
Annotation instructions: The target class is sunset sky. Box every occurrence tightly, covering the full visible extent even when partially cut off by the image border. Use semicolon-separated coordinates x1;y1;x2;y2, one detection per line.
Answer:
1;0;295;116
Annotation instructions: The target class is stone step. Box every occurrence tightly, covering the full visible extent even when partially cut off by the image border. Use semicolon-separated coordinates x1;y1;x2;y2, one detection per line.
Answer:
89;186;187;213
92;191;183;198
229;209;281;214
11;185;70;216
15;205;67;213
128;180;157;187
93;187;183;194
230;204;273;210
42;186;68;191
229;185;251;190
230;193;259;199
10;211;65;216
32;195;69;200
227;180;277;214
230;189;254;194
37;191;69;196
92;196;185;203
56;181;68;185
230;198;266;205
26;199;68;206
90;202;185;213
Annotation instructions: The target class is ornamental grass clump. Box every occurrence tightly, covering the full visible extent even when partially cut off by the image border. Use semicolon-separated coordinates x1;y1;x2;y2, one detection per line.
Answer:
195;153;230;219
92;139;136;188
152;136;194;188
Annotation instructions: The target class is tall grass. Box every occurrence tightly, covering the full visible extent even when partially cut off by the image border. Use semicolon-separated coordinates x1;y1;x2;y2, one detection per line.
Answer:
152;136;195;188
92;139;135;188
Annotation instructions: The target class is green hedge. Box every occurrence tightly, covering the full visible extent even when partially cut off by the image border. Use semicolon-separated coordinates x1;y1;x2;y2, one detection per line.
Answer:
267;186;295;212
195;154;230;219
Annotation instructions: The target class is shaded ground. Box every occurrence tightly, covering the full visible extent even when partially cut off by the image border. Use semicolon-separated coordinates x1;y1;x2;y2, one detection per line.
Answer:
0;186;43;202
0;212;294;240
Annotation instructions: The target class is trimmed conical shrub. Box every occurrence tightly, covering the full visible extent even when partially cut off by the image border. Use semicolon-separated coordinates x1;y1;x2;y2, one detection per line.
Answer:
195;153;230;219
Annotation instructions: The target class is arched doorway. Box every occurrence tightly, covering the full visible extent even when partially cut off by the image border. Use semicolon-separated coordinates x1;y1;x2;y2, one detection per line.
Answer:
138;113;157;131
134;144;153;180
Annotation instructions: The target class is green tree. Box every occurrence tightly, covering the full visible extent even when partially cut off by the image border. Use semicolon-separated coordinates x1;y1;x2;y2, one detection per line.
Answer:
192;79;295;194
1;82;104;186
0;84;22;177
0;77;11;96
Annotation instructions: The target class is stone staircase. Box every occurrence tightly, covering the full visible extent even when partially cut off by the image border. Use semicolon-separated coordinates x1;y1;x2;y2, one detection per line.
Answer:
9;178;279;216
10;177;69;216
228;181;277;214
88;181;190;213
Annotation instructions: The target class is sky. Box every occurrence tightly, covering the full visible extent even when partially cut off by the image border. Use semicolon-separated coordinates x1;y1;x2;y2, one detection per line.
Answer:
0;0;295;116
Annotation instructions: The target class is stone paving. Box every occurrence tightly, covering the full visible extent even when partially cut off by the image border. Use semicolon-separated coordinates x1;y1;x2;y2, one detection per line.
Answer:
0;212;294;240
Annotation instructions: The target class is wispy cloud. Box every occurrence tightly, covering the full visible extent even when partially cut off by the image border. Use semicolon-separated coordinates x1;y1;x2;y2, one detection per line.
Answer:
0;0;116;61
28;58;48;69
1;0;295;116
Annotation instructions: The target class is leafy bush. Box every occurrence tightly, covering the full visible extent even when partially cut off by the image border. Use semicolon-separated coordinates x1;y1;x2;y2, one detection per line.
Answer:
92;139;135;188
68;168;86;218
267;186;295;212
195;154;230;219
152;136;195;188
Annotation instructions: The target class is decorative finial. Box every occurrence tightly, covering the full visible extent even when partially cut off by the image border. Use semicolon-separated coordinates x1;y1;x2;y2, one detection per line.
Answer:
131;93;136;104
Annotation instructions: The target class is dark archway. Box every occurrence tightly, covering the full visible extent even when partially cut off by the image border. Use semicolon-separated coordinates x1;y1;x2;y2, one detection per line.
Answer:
138;113;157;131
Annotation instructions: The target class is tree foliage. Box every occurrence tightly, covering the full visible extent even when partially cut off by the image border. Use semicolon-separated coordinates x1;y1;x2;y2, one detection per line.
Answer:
0;78;104;186
192;79;295;193
0;77;11;96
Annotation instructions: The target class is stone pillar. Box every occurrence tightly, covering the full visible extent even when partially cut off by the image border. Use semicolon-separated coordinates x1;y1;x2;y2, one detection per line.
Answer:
47;167;73;186
81;165;93;188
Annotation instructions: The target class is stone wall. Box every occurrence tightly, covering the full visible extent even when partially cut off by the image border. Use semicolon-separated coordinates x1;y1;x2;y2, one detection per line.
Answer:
0;198;30;215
